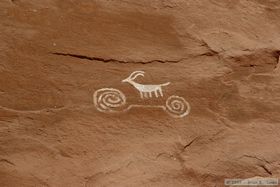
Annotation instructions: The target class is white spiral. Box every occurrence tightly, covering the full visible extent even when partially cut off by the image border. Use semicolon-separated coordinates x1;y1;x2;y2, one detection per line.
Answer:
93;88;126;112
165;95;190;118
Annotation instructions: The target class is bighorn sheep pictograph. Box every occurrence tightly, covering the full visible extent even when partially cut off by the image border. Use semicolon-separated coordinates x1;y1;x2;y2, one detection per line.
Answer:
122;71;170;98
93;70;191;118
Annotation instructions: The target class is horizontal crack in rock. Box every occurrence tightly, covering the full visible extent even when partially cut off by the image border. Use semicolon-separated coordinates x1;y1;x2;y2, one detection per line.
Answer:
52;52;186;64
239;154;271;164
232;49;280;68
84;161;133;185
240;64;263;68
0;159;15;166
0;105;67;114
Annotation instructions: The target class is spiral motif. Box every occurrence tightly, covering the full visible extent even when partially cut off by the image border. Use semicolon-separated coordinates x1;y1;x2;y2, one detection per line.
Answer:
165;95;190;118
93;88;126;112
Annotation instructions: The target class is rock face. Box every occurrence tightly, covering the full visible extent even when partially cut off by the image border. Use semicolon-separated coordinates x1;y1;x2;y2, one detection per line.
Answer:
1;0;280;186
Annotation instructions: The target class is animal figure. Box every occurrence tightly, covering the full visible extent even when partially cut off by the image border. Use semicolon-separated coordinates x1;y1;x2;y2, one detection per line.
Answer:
122;71;170;98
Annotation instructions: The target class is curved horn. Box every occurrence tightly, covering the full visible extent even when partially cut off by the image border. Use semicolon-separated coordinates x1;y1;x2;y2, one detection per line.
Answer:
128;71;145;80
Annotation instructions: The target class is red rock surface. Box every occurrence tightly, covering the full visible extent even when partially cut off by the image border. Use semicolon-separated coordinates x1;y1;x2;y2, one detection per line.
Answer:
1;0;280;186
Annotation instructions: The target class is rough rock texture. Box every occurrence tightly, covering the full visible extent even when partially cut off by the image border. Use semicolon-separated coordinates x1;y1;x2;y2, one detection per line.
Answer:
1;0;280;186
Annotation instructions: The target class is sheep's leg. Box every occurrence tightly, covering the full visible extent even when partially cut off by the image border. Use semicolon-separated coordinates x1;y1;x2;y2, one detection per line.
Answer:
143;92;148;98
154;89;159;98
159;88;163;97
140;92;143;99
149;91;152;98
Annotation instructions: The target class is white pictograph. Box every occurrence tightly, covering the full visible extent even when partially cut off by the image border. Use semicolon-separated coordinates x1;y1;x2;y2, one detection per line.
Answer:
165;95;190;117
122;71;170;98
93;88;126;112
93;71;190;118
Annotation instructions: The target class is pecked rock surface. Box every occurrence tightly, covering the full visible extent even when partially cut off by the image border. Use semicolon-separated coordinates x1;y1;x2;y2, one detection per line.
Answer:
1;0;280;186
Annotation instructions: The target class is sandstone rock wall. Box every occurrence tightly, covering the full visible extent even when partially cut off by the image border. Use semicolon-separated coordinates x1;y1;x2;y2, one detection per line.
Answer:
0;0;280;186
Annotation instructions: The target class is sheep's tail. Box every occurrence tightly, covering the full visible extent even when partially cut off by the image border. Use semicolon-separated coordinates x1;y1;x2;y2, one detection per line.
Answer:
161;82;170;86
